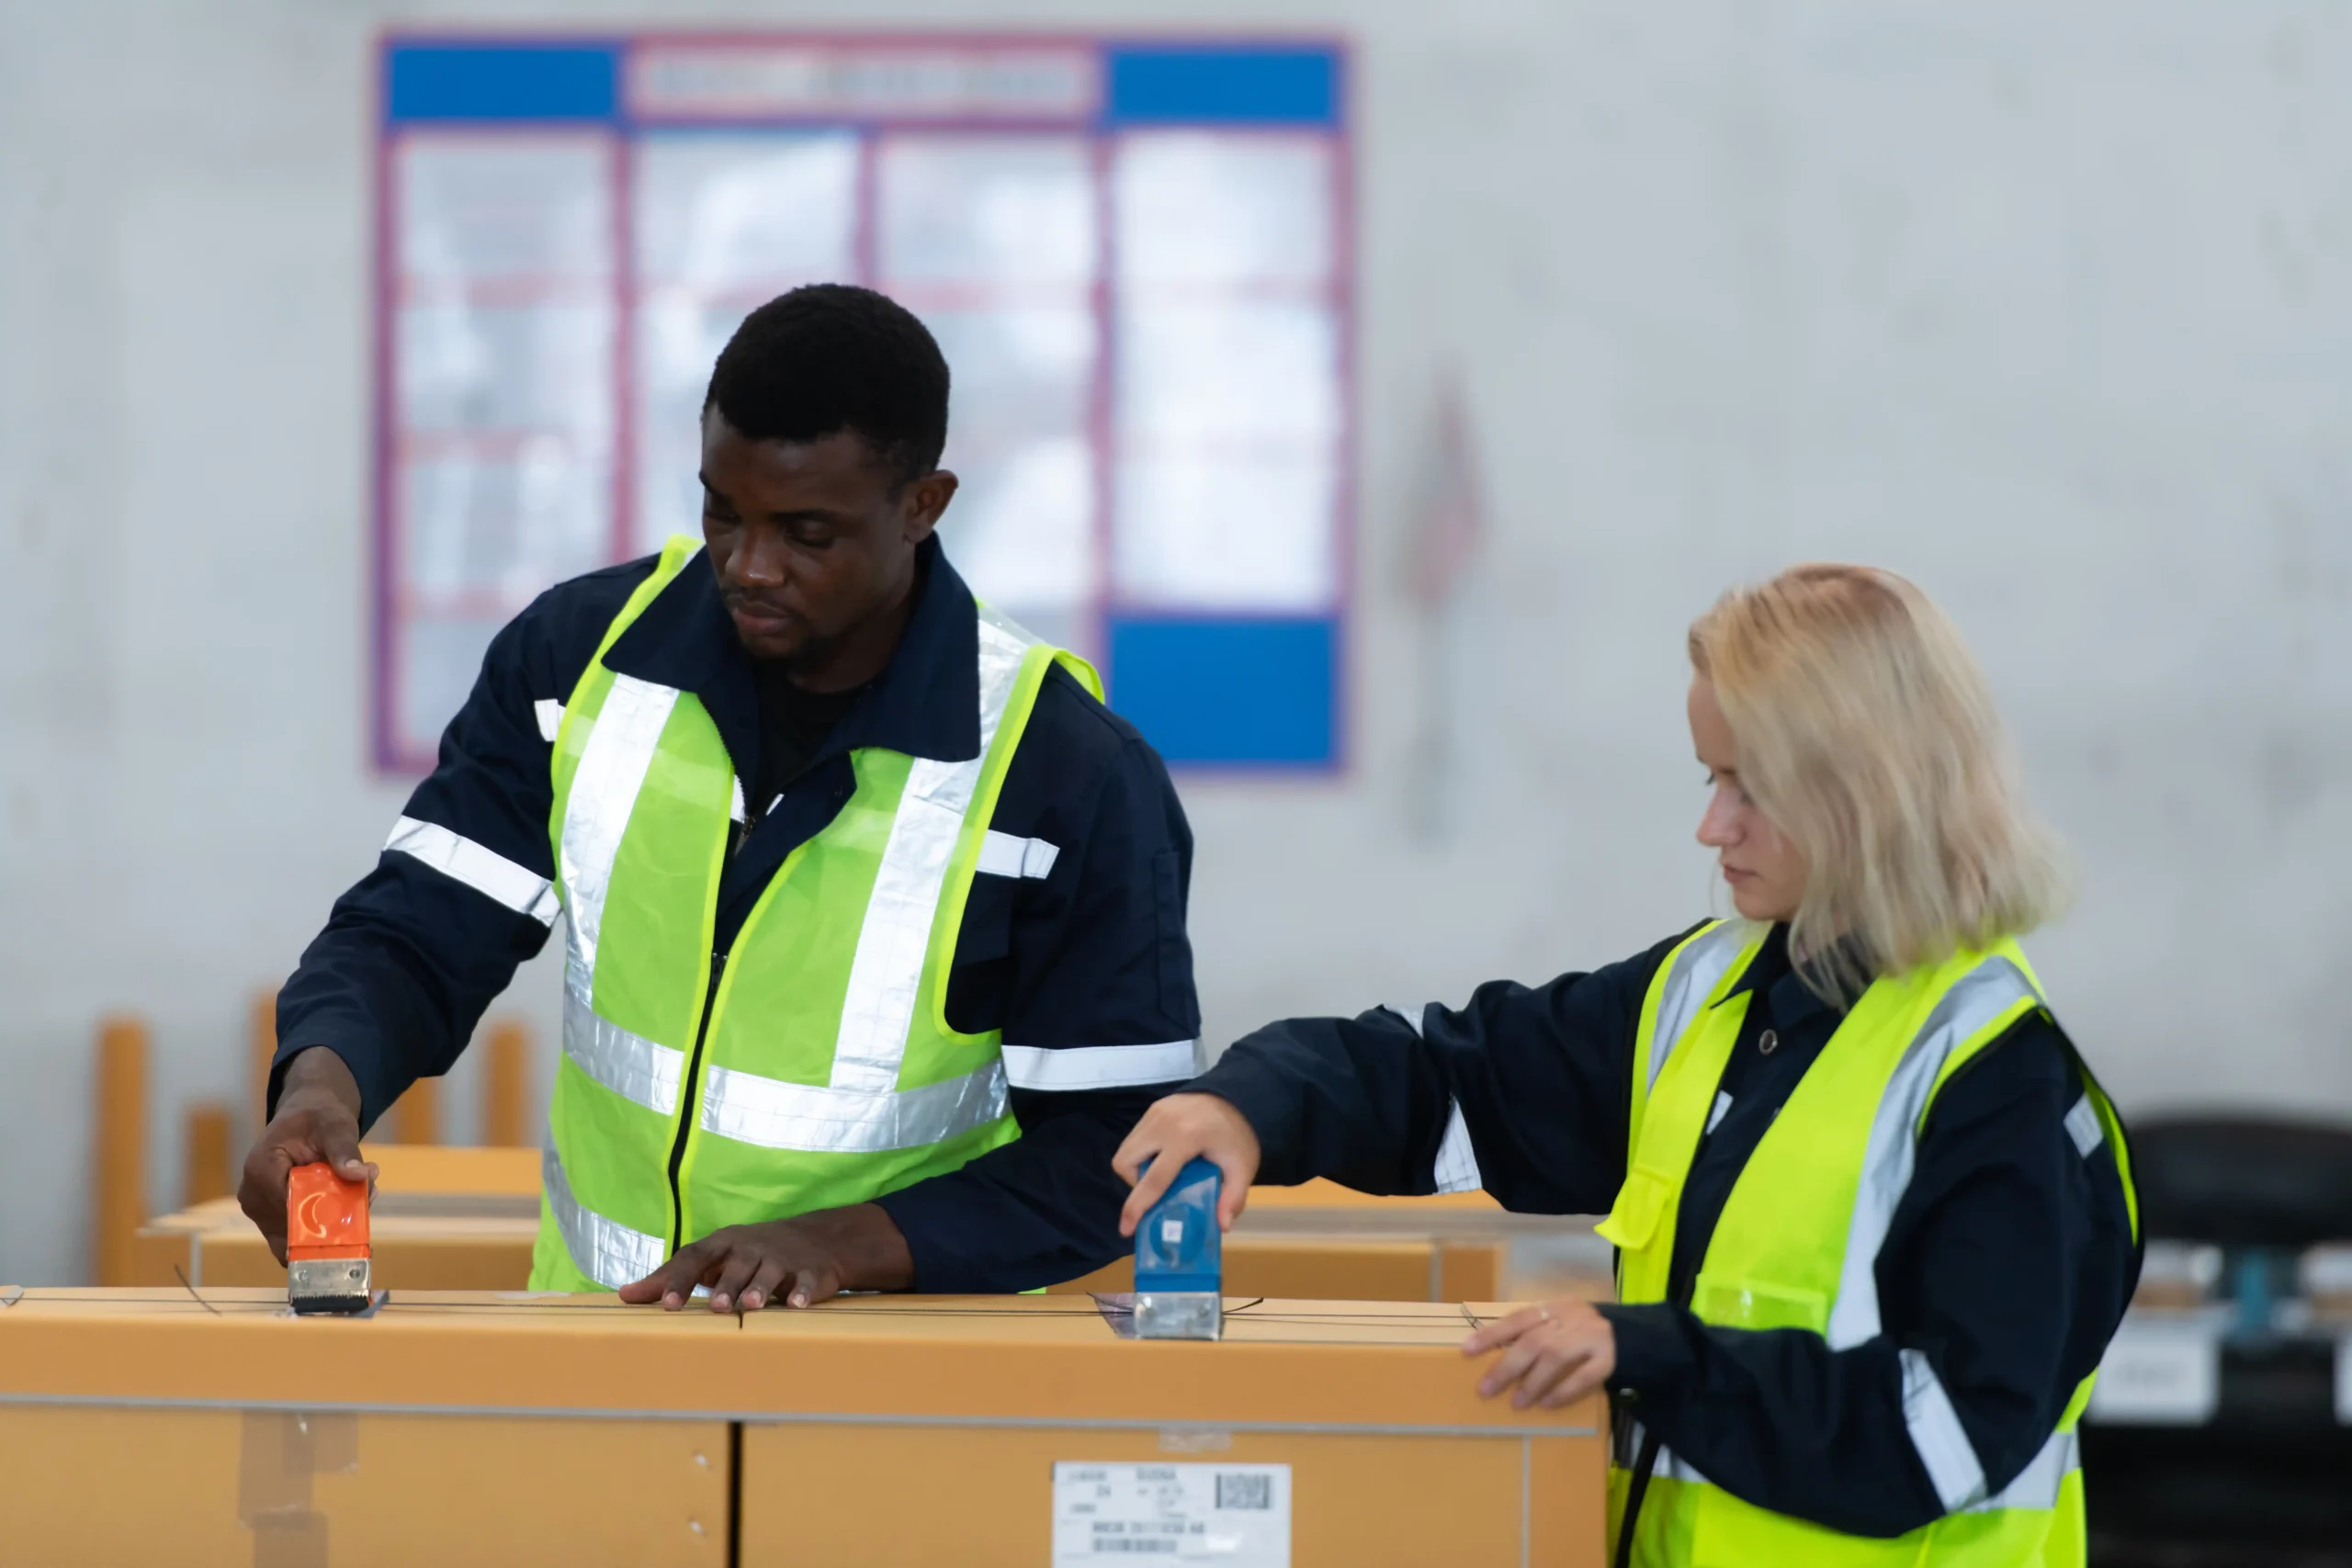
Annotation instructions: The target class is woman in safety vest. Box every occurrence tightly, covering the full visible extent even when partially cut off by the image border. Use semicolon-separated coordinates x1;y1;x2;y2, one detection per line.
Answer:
1114;563;2142;1568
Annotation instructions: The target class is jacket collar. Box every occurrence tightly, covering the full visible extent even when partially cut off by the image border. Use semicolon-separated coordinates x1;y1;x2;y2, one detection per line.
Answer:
599;536;983;774
1720;922;1847;1030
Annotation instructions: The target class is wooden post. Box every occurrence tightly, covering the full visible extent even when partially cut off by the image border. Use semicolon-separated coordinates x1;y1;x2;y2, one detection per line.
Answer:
94;1016;149;1286
481;1019;532;1148
390;1077;441;1145
183;1103;234;1207
249;987;278;1133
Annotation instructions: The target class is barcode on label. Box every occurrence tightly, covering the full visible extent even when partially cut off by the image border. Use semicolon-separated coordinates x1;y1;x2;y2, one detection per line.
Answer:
1216;1473;1272;1510
1053;1461;1289;1567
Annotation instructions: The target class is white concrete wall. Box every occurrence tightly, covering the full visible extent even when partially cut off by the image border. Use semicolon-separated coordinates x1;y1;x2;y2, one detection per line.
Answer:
5;0;2349;1283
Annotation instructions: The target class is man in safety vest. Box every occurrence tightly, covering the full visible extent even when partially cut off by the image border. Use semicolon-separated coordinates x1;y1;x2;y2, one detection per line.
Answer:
238;285;1204;1309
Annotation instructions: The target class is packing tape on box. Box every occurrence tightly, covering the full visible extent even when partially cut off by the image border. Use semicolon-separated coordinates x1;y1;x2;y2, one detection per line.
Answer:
237;1410;359;1568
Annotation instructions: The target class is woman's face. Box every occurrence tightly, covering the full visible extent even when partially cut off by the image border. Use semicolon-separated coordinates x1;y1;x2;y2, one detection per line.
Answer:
1688;677;1806;922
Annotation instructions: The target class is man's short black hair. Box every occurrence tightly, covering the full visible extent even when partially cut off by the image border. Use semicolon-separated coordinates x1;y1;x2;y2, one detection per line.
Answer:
703;283;950;484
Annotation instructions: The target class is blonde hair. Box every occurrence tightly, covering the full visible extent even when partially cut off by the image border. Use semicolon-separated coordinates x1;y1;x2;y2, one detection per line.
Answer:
1688;563;2068;1000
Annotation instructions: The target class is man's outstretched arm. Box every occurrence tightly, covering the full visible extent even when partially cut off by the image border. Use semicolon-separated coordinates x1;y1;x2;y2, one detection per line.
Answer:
240;571;637;1252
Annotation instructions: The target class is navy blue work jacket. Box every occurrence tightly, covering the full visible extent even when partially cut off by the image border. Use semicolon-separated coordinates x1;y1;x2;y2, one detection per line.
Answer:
1191;923;2141;1539
276;538;1201;1292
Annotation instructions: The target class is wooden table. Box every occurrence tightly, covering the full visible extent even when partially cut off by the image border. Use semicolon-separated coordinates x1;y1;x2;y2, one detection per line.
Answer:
0;1289;1605;1566
134;1151;1614;1306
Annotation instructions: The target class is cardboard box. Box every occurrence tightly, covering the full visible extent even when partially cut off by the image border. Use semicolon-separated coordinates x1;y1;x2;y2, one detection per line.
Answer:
0;1289;1602;1567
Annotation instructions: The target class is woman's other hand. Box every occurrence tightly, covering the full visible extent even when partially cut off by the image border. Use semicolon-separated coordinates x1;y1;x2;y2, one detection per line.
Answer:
1463;1298;1617;1410
1113;1093;1262;1236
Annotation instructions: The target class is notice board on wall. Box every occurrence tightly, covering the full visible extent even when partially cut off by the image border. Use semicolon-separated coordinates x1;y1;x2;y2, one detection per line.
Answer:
376;34;1351;773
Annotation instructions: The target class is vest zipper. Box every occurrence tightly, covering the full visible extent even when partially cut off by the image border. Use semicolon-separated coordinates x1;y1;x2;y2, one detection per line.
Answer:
665;948;728;1252
677;772;759;1247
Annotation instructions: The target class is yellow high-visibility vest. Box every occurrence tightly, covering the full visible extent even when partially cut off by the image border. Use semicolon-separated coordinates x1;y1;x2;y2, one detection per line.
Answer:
527;536;1098;1291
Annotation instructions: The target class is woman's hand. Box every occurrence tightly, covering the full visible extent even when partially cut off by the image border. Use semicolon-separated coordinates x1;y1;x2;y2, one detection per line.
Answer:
1112;1093;1262;1236
1463;1298;1617;1410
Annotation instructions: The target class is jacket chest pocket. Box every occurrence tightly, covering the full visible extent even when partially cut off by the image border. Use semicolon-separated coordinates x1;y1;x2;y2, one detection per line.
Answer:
952;877;1015;968
940;878;1017;1038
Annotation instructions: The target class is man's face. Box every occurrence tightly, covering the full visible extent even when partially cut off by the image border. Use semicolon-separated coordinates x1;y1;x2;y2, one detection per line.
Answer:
699;412;956;664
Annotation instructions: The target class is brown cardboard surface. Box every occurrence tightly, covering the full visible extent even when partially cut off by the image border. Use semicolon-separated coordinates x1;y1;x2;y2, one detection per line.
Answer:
744;1423;1600;1567
0;1291;1602;1566
357;1143;539;1194
130;1149;541;1288
96;1168;1607;1560
132;1212;540;1290
1442;1241;1508;1300
0;1406;729;1567
1248;1178;1501;1212
0;1290;1597;1431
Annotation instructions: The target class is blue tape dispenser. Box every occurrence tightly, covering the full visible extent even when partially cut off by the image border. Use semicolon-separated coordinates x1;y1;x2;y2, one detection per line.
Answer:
1133;1156;1223;1341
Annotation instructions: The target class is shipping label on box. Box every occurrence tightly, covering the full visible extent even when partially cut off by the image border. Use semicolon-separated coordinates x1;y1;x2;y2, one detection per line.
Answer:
1052;1461;1290;1565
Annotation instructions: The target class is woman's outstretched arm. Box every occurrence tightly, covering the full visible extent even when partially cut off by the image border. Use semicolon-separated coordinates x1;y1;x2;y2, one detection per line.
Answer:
1115;927;1695;1227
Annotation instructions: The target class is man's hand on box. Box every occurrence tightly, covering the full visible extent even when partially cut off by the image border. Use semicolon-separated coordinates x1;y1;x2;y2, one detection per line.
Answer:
617;1202;914;1313
236;1046;379;1265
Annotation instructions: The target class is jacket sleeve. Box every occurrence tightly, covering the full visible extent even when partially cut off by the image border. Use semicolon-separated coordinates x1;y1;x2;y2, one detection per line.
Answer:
1599;1023;2141;1538
270;583;616;1130
875;728;1203;1292
1186;929;1693;1215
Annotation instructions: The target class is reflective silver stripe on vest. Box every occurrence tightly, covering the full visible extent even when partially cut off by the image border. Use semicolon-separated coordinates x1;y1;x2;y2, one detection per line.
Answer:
385;815;561;926
2064;1093;2105;1158
1001;1041;1197;1090
1645;921;1758;1089
1968;1427;2078;1513
1901;1347;1989;1511
559;673;681;979
700;1057;1009;1153
1620;1416;2076;1512
1380;1004;1484;1193
1824;956;2040;1350
1656;1445;1710;1486
831;610;1036;1095
1431;1099;1483;1194
1629;1421;2080;1517
978;829;1059;879
542;1144;665;1290
561;968;686;1116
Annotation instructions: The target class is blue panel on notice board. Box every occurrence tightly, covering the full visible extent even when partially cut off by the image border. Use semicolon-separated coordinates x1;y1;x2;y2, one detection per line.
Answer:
1103;46;1340;126
386;42;621;123
1108;616;1337;767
